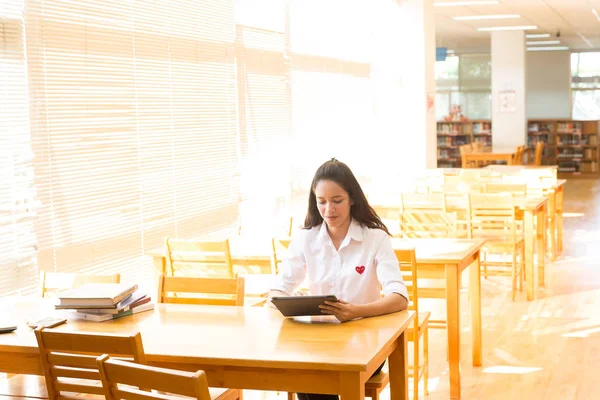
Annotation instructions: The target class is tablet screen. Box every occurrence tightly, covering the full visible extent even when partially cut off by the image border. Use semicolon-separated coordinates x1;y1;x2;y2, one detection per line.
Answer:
271;295;338;317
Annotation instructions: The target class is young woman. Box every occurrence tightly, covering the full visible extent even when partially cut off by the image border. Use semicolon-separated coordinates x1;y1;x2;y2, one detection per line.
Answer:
268;159;409;400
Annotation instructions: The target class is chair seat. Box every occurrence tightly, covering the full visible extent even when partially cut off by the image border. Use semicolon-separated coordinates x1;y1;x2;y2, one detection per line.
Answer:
0;375;48;399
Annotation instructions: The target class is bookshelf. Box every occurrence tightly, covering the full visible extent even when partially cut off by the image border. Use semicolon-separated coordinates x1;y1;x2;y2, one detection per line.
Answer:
437;120;492;168
527;120;599;176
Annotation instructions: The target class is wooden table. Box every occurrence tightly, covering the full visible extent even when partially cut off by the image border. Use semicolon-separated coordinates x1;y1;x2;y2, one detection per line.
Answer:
391;238;484;399
149;237;485;399
443;195;548;300
484;165;565;259
462;147;516;168
0;300;414;400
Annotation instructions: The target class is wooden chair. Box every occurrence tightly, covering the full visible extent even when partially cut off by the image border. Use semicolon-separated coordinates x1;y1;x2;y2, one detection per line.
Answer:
157;274;245;306
40;272;121;298
533;141;544;166
34;328;147;400
97;355;233;400
484;183;527;197
459;143;475;168
400;209;458;239
165;237;233;278
0;272;121;399
365;248;429;400
271;237;292;274
468;193;525;301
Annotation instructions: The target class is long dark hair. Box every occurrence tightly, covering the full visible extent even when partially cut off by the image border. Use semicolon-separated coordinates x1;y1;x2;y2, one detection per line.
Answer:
303;158;391;236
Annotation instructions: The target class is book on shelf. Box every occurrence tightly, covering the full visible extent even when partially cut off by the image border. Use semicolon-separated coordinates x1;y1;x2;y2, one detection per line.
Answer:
56;283;138;309
74;301;155;322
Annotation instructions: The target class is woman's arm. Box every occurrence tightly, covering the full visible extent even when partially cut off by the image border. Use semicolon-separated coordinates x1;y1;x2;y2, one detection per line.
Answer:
268;232;308;306
319;293;408;321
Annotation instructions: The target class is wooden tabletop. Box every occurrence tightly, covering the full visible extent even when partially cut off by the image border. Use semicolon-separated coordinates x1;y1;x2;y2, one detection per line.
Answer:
471;147;516;155
390;238;486;265
484;165;558;172
0;299;414;373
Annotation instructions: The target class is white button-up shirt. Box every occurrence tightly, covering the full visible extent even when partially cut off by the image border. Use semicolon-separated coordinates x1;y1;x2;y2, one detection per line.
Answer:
271;218;408;304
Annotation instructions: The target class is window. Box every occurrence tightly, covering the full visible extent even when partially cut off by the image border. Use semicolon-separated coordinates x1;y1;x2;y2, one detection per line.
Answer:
24;0;240;286
0;0;38;295
572;52;600;120
435;54;491;120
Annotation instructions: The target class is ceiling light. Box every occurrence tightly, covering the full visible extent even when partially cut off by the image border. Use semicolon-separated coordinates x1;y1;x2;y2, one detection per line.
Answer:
526;40;561;45
434;1;499;6
527;46;570;51
454;15;520;21
593;9;600;23
478;25;537;32
526;34;551;38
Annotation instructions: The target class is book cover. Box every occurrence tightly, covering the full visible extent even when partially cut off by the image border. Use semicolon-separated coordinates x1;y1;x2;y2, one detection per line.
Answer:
75;302;155;322
57;283;138;308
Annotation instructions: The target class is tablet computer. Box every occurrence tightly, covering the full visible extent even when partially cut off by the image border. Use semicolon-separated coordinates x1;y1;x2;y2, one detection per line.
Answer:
271;295;338;317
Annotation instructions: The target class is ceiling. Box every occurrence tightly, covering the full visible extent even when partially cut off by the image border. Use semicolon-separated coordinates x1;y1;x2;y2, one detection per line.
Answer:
435;0;600;53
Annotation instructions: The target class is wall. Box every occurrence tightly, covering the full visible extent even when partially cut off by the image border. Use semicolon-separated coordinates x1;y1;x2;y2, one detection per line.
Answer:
526;50;571;119
491;30;527;148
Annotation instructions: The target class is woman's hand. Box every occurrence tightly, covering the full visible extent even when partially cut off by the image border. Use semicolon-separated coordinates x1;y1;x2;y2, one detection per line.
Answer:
319;299;359;322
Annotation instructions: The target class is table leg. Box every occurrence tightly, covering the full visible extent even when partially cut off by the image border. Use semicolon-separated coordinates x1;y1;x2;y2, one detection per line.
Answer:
340;371;365;400
446;264;461;399
389;331;409;400
525;210;535;301
537;205;546;288
556;187;563;254
470;253;482;367
548;190;556;261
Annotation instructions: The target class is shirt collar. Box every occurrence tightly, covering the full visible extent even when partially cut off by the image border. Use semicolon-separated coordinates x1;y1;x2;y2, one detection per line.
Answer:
315;218;364;249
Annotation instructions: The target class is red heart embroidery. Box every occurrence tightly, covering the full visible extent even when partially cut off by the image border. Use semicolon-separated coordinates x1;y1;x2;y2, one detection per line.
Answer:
355;265;365;275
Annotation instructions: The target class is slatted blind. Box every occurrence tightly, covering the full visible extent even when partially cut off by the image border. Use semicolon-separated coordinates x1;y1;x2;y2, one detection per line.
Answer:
25;0;239;282
0;0;38;295
235;0;293;235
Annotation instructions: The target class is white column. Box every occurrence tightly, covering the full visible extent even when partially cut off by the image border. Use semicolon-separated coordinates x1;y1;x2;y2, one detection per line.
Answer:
372;0;436;177
491;30;527;149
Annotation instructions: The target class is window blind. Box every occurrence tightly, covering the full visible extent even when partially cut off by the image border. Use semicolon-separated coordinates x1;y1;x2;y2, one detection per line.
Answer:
0;0;38;296
25;0;239;283
235;0;293;235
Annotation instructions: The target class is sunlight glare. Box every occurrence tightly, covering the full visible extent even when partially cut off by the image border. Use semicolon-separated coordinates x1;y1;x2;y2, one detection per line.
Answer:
483;366;542;374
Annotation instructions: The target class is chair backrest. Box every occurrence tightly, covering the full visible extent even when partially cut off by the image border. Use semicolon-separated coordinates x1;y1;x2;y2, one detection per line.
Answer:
534;142;544;166
468;193;519;241
40;272;121;298
373;206;402;237
394;249;419;333
165;238;233;278
97;355;211;400
35;328;146;399
484;183;527;197
157;274;245;306
400;193;445;211
271;237;292;274
400;210;458;238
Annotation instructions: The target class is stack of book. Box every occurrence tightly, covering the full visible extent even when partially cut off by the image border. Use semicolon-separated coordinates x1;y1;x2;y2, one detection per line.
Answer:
55;283;154;322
